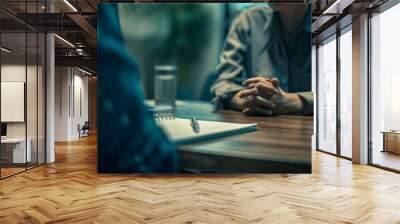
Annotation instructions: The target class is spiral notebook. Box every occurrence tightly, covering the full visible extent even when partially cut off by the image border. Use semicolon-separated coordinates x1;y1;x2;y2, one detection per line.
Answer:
154;114;258;145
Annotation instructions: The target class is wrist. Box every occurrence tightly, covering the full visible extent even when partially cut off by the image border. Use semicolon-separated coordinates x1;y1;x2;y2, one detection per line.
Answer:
229;92;243;111
285;93;303;114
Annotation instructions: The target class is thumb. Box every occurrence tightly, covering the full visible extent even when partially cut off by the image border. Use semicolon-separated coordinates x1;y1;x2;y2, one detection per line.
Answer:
270;77;280;88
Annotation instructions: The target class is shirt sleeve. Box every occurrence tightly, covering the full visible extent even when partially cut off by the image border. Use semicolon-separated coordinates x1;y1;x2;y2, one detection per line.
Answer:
210;13;250;108
97;4;179;173
297;92;314;115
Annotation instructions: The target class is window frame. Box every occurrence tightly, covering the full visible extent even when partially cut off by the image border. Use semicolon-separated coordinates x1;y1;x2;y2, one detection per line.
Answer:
315;22;353;161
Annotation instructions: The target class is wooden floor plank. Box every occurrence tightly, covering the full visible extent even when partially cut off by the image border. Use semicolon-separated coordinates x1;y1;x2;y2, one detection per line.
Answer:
0;135;400;223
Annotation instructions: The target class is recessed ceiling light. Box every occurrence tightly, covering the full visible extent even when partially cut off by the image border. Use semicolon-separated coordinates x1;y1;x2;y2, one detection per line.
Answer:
54;34;75;48
322;0;354;15
78;67;93;76
1;47;11;53
63;0;78;12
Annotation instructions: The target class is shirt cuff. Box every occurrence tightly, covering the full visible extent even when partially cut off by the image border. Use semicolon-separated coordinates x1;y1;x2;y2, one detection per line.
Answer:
297;92;314;115
212;85;243;110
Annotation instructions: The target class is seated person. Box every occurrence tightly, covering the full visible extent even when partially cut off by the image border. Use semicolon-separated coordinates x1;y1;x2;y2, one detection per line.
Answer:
97;4;179;173
211;4;313;115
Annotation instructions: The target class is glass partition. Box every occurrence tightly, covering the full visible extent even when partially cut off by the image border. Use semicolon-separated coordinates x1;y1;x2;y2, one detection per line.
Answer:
0;1;46;179
1;30;28;177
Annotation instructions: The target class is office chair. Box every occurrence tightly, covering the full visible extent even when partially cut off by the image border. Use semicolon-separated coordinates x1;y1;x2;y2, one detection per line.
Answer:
78;121;90;138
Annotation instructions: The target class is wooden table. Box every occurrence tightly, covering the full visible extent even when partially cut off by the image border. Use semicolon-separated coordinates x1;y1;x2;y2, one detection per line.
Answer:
175;101;313;173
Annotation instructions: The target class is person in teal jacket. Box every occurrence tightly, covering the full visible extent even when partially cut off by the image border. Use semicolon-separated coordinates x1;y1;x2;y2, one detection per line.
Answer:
97;4;179;173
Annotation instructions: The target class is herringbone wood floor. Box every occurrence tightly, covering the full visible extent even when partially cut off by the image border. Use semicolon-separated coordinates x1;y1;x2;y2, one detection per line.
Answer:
1;135;400;224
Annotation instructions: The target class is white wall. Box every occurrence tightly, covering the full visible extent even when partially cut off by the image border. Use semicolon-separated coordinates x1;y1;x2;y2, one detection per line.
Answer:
55;67;89;141
1;65;27;140
1;63;46;164
1;65;39;137
55;67;70;141
72;73;89;138
1;64;26;81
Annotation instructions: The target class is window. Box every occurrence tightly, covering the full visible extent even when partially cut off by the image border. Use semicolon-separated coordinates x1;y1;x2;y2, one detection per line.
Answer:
370;3;400;171
317;36;337;154
339;28;352;158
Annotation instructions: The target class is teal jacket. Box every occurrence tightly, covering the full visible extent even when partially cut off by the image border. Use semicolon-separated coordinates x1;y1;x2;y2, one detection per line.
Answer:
97;4;179;173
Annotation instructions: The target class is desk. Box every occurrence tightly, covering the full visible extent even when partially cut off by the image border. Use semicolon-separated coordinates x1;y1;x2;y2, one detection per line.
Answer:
381;131;400;154
175;101;313;173
1;138;31;164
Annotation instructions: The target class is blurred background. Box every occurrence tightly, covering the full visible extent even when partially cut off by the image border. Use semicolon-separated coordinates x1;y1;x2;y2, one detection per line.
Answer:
117;3;267;101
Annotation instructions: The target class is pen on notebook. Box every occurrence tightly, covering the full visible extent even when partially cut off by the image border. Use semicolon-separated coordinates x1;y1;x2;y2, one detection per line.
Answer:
190;117;200;133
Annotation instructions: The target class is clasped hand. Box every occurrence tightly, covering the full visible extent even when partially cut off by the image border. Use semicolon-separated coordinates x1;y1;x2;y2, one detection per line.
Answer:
229;77;303;116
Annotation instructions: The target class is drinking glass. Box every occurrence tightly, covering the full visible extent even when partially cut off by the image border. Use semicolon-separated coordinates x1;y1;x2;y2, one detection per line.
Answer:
154;65;177;112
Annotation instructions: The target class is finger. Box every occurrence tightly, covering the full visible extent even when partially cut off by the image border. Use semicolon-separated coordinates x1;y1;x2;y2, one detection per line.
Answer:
248;81;272;89
254;107;274;116
242;107;259;115
256;83;279;97
242;97;258;108
255;96;275;110
242;107;252;114
242;107;258;115
243;107;273;116
269;77;280;88
243;77;267;87
247;83;256;89
238;88;257;98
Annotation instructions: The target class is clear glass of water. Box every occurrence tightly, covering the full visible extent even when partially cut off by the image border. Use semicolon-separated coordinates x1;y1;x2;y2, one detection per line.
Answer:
154;65;177;111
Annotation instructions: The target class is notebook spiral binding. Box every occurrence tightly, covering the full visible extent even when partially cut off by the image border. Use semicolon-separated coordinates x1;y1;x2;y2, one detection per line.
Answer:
153;113;175;121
